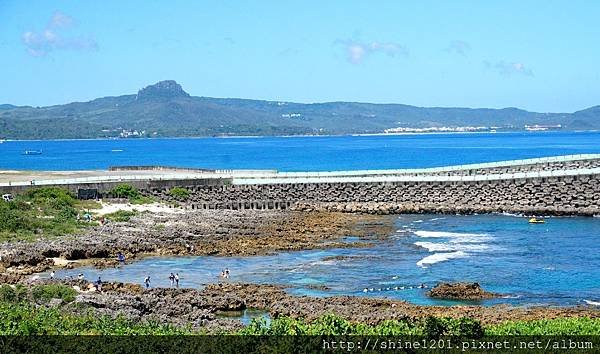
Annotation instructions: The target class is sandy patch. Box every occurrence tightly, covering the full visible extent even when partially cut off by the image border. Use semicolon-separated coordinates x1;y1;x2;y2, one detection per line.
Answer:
51;257;79;266
94;201;184;215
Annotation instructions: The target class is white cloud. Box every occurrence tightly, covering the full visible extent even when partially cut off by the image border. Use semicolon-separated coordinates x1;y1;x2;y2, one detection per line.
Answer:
21;11;97;57
446;40;470;56
337;40;409;64
484;60;534;77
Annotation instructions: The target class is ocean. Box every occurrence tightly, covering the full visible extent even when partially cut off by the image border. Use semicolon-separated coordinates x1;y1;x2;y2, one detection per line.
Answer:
5;131;599;306
2;131;600;171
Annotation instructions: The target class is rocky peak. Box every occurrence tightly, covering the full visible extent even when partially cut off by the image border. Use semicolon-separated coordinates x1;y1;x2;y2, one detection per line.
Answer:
136;80;190;100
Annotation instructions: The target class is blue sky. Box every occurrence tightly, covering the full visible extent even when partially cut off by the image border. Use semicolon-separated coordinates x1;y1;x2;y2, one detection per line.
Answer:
1;0;599;112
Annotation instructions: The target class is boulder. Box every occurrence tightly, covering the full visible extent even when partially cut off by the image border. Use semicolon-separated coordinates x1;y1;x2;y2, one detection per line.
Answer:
427;282;498;300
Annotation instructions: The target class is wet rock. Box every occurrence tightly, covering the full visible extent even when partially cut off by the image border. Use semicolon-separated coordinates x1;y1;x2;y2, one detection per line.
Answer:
0;210;394;276
427;282;499;300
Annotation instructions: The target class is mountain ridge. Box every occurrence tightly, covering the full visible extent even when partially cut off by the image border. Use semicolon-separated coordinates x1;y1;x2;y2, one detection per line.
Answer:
0;80;596;139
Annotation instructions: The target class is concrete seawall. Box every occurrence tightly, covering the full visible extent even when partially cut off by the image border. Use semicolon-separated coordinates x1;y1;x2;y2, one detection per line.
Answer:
2;155;600;216
155;173;600;216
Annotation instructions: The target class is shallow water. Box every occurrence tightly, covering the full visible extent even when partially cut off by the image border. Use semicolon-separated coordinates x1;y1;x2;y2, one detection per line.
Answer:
53;214;600;307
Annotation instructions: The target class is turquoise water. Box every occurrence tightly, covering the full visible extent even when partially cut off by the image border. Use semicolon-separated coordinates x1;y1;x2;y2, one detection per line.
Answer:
3;131;600;171
54;214;600;307
8;132;600;306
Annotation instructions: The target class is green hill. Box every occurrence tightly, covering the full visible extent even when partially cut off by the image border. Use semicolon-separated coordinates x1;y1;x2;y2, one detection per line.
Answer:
0;80;595;139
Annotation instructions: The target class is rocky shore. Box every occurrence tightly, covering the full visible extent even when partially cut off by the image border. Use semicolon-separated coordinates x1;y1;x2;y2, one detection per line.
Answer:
292;201;600;216
0;208;395;281
14;280;600;332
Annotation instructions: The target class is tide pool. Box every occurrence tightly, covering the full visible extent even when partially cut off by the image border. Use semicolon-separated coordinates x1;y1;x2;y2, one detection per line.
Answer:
53;214;600;307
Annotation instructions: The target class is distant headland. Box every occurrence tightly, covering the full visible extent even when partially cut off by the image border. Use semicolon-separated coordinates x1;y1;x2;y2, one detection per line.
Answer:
1;80;599;140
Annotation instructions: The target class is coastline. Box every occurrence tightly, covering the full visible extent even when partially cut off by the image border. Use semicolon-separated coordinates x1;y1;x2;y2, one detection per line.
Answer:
1;129;598;143
8;279;599;333
0;208;395;281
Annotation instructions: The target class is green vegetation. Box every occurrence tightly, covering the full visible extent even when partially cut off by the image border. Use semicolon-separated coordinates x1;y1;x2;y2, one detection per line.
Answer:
0;284;76;304
110;184;140;199
104;210;137;222
110;184;154;204
0;284;28;303
0;303;190;335
31;284;77;303
486;317;600;335
168;187;190;201
0;288;597;336
0;187;99;242
2;80;599;140
240;314;484;337
0;283;191;335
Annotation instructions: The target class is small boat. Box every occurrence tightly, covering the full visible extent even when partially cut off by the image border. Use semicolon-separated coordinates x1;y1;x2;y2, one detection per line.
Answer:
528;217;545;224
22;150;43;155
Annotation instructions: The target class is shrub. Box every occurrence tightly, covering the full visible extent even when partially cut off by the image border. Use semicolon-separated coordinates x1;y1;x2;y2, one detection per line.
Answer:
110;184;140;199
0;204;31;233
486;317;600;335
0;286;15;303
31;284;77;303
168;187;190;201
25;188;75;206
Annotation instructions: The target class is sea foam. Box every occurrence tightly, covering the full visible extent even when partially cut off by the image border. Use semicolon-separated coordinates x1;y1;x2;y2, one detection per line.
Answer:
414;230;491;243
417;251;467;267
414;241;490;252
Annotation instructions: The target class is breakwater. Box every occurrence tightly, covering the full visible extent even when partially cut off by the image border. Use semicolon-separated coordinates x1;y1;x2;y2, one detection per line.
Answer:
2;155;600;216
150;155;600;216
158;173;600;215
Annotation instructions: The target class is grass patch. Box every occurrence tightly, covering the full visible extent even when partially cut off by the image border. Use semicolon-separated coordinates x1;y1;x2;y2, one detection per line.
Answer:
129;195;155;205
0;187;94;242
75;200;102;210
104;210;137;222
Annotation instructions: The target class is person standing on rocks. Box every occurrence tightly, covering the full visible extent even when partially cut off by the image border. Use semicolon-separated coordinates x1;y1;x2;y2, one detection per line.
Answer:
144;276;151;289
95;277;103;292
175;273;180;288
117;252;126;265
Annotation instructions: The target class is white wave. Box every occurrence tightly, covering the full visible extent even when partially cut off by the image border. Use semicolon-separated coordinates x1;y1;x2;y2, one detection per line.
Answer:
412;220;423;223
429;217;446;221
500;212;524;218
309;260;336;266
584;299;600;306
415;241;490;252
417;251;467;267
414;230;491;243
